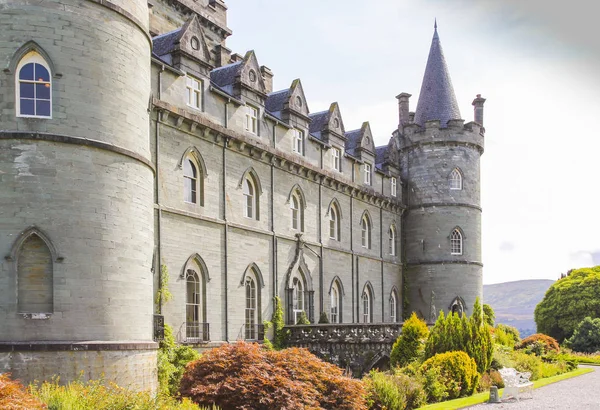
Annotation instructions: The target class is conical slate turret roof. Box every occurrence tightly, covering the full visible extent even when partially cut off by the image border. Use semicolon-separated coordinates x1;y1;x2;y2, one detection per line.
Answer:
413;22;461;127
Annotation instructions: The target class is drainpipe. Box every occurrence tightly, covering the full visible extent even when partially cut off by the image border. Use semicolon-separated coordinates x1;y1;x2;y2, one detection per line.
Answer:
380;206;384;321
223;135;229;342
350;192;354;322
318;176;323;316
271;159;276;301
156;66;164;314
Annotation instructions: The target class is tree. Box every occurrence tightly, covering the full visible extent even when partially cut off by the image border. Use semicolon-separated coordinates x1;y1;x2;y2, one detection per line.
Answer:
390;312;429;368
566;317;600;353
483;303;495;327
535;266;600;342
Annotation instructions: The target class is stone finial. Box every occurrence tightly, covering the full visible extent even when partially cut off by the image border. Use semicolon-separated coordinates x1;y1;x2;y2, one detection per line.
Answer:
472;94;486;126
396;93;412;127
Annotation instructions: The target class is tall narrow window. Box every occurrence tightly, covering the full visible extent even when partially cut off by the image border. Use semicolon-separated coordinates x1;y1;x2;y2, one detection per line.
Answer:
186;75;202;110
186;269;205;341
391;177;397;197
330;280;342;323
245;105;258;134
389;291;398;323
451;228;463;255
332;147;341;171
292;129;304;155
361;214;371;249
292;278;304;324
290;192;304;231
183;159;197;204
362;289;372;323
243;178;255;219
449;168;462;190
329;203;340;240
245;276;257;340
17;233;53;313
17;51;52;118
388;225;396;256
364;163;372;185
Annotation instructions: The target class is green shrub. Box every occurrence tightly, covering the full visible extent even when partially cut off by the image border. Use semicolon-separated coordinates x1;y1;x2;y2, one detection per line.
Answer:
539;360;570;378
318;311;330;323
364;370;426;410
158;324;201;396
483;304;495;327
549;350;600;365
515;333;560;355
296;310;310;325
420;351;479;399
490;344;515;370
419;365;448;403
424;298;493;374
478;369;504;391
29;377;210;410
565;317;600;353
497;324;521;343
493;324;520;347
511;350;542;380
390;312;429;368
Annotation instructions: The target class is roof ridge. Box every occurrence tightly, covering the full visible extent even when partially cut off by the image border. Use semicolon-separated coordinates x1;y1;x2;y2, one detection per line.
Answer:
152;28;182;41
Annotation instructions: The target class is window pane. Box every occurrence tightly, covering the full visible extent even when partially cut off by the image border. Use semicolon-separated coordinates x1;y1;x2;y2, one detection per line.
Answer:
36;83;51;100
20;99;35;115
36;101;51;116
34;64;50;82
19;63;34;80
20;83;35;99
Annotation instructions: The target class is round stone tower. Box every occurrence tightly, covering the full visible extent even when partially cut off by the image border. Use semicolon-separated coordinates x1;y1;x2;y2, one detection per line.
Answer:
0;0;156;391
399;23;486;321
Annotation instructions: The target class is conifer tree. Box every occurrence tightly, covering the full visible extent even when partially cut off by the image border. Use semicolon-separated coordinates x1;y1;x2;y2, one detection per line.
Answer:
390;312;429;367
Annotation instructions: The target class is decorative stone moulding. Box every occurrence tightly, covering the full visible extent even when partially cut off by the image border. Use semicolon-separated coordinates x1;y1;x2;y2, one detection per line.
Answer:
20;313;52;320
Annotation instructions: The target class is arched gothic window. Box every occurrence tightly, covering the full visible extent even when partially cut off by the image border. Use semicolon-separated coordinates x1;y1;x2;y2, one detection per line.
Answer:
290;191;304;231
362;287;372;323
361;214;371;249
389;290;398;323
243;177;256;219
449;168;463;190
17;233;54;313
388;225;397;256
184;159;198;204
330;280;342;323
292;277;304;324
245;275;257;340
329;202;340;241
451;228;463;255
16;51;52;118
186;269;206;341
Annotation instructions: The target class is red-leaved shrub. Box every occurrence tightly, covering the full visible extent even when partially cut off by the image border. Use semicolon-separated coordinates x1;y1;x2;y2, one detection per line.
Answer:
179;341;367;410
516;333;560;354
0;373;46;410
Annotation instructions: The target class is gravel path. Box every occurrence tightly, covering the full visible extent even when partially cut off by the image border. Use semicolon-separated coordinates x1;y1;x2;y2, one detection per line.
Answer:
466;366;600;409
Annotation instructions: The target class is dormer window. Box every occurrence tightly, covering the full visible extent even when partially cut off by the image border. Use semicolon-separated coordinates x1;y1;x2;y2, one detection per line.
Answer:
292;129;304;155
364;163;372;185
186;75;202;110
245;105;258;134
332;147;341;172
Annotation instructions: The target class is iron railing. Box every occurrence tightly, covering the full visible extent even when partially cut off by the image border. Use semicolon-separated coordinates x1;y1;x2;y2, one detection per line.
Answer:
153;314;164;342
244;323;264;341
178;322;210;343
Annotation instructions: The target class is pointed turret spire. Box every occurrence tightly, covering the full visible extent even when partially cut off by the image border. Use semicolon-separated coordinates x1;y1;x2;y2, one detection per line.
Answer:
413;22;461;127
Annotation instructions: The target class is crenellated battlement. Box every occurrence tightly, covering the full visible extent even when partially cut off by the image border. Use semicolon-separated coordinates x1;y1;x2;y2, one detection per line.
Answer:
399;118;485;154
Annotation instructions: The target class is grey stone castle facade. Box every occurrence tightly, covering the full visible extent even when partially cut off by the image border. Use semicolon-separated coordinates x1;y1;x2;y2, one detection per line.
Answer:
0;0;485;392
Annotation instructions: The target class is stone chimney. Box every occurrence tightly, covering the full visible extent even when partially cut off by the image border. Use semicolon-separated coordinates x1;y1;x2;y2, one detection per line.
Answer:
396;92;412;127
472;94;486;125
260;65;273;94
215;44;232;67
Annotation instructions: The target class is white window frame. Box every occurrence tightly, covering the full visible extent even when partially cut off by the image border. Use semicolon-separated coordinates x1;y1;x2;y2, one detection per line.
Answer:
243;178;255;219
390;291;397;323
449;168;462;190
291;192;303;231
451;228;463;255
331;147;341;171
185;269;204;340
329;205;339;240
16;51;52;119
183;158;198;204
361;215;371;249
391;177;397;197
388;226;396;256
186;75;202;110
330;283;340;324
245;276;257;340
245;105;258;135
362;290;371;323
292;129;304;155
364;163;372;185
292;278;304;324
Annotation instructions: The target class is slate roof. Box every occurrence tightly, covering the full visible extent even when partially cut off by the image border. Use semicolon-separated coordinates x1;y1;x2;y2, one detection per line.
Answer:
345;129;362;156
152;29;182;56
375;146;387;167
265;89;289;118
210;61;243;87
413;24;461;127
308;110;329;141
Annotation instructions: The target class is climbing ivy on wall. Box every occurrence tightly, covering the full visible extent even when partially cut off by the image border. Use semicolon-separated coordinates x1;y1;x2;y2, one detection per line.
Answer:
155;264;173;314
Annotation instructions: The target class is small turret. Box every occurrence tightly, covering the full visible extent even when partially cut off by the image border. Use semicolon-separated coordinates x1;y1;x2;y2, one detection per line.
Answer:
472;94;486;126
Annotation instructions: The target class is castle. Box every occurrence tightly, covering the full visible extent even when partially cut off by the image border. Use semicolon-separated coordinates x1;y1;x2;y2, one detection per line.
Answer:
0;0;485;392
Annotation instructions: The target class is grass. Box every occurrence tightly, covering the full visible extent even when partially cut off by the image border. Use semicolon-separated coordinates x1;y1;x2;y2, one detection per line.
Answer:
418;367;594;410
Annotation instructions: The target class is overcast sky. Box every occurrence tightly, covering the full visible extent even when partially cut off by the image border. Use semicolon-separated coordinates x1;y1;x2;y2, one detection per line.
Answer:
226;0;600;284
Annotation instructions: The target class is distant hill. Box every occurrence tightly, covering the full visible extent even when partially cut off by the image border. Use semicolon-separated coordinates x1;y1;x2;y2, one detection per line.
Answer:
483;279;555;338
